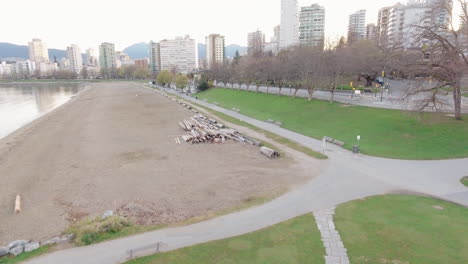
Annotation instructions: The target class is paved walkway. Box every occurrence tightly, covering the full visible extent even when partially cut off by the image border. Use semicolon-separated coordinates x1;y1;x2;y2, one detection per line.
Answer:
25;84;468;264
314;208;349;264
217;83;468;114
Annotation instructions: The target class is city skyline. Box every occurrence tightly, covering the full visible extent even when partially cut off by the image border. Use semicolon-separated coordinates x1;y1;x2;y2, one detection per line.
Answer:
3;0;419;51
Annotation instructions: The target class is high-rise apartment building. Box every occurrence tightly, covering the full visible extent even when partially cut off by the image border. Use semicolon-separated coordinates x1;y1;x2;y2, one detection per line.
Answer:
348;10;367;44
28;39;49;63
299;4;325;49
99;42;116;74
274;25;281;42
280;0;299;48
205;34;225;69
378;0;453;50
159;35;198;74
247;30;266;56
148;41;161;76
67;44;83;74
377;6;392;47
366;23;378;42
86;48;99;66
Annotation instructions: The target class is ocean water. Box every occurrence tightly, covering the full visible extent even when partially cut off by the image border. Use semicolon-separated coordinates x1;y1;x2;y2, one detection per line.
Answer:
0;82;83;140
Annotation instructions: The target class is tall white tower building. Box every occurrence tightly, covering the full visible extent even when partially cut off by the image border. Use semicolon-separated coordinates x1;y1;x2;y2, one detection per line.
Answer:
299;4;325;49
28;39;49;63
67;44;83;74
159;35;198;74
85;48;99;66
348;10;367;44
280;0;299;49
205;34;225;69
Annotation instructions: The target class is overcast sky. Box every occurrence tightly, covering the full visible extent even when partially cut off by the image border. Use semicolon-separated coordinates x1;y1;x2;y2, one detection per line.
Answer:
0;0;444;51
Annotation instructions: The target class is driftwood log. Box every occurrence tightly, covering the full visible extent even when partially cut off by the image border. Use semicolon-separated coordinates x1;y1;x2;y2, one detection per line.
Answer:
260;147;280;159
14;194;21;214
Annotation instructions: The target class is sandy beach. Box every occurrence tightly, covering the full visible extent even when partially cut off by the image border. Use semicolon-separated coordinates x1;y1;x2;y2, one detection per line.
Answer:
0;82;321;244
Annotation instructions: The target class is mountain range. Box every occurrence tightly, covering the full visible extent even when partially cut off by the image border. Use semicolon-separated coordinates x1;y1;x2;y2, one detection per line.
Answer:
0;42;71;61
0;42;247;61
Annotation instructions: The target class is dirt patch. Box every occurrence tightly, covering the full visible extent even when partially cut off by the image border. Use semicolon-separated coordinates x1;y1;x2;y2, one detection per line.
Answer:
0;83;322;244
432;205;444;210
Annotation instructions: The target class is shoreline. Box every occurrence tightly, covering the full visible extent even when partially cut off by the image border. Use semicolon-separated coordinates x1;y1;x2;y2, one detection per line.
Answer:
0;84;89;142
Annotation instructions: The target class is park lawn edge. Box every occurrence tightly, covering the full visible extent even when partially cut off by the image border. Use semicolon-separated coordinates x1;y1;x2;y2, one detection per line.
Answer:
334;194;468;264
0;246;51;264
198;87;468;160
124;213;325;264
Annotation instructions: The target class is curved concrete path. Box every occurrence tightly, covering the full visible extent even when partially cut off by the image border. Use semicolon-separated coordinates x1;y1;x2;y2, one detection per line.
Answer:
25;85;468;264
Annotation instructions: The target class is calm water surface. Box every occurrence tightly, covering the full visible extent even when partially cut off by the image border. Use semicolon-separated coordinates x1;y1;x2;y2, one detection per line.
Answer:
0;82;84;139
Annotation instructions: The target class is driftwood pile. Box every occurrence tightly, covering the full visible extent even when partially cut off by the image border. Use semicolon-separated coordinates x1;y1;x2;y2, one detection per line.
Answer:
178;114;262;146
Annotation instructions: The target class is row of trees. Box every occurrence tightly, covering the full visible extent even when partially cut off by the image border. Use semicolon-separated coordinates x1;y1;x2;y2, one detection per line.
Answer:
205;0;468;120
207;40;393;101
156;70;191;90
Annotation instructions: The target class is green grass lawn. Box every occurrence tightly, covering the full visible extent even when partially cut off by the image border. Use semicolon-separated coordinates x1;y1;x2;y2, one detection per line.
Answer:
196;88;468;159
334;195;468;264
125;214;325;264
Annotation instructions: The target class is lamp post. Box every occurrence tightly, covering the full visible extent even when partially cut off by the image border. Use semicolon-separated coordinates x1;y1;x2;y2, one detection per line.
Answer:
381;71;385;102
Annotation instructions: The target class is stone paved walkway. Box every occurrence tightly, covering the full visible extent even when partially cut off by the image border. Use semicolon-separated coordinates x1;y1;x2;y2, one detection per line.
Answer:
313;208;350;264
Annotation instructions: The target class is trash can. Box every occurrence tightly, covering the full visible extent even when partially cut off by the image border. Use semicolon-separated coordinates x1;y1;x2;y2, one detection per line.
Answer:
352;145;360;154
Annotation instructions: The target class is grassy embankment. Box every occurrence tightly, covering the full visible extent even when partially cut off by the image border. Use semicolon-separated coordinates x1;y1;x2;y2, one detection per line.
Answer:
125;214;325;264
335;195;468;264
197;88;468;160
0;246;50;264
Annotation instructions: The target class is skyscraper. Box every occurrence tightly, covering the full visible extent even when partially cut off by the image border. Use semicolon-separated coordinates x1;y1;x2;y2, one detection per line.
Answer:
205;34;225;69
348;10;367;44
28;39;49;63
159;35;198;74
299;4;325;49
247;30;266;56
280;0;299;49
377;6;392;47
366;23;378;42
148;41;161;77
67;44;83;74
86;48;99;66
99;42;116;75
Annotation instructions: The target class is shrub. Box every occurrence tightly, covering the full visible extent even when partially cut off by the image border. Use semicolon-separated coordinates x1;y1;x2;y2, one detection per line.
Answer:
198;80;210;91
67;216;131;245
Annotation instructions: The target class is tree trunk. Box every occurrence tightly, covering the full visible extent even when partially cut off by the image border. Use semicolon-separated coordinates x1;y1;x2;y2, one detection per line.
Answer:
231;83;234;88
266;84;270;94
293;88;299;98
453;83;462;120
255;85;259;93
329;87;336;103
278;86;282;96
307;88;314;101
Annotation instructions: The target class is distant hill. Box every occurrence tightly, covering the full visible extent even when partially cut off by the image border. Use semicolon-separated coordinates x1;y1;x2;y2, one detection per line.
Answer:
226;44;247;57
123;42;149;59
0;42;77;61
0;42;28;59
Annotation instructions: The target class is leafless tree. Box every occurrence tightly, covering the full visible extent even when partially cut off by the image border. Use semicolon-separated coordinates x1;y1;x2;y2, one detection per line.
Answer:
406;0;467;120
